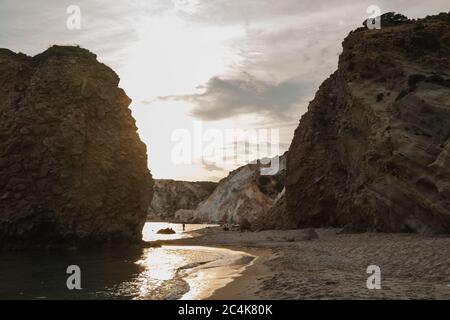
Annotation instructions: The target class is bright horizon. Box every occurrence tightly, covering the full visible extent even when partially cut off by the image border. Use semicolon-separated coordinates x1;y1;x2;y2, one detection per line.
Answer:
1;0;449;181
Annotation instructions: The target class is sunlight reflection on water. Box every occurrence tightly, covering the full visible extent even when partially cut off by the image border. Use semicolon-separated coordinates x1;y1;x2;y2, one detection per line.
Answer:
142;222;217;241
130;222;222;299
133;247;188;298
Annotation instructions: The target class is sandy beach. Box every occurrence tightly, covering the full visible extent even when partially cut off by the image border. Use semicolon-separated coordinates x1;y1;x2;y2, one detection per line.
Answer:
156;227;450;300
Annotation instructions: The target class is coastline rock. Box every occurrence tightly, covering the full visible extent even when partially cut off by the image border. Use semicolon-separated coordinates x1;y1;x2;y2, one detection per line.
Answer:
252;189;288;230
174;209;198;223
148;179;217;221
156;228;176;235
302;228;319;241
281;13;450;234
189;155;286;226
0;45;153;246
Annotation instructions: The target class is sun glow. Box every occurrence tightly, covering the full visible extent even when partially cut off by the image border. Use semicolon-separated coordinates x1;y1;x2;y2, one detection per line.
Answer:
112;7;247;181
120;12;244;101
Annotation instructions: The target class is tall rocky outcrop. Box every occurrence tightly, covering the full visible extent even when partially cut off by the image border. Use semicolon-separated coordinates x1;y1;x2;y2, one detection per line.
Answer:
0;46;154;246
147;179;217;221
281;13;450;234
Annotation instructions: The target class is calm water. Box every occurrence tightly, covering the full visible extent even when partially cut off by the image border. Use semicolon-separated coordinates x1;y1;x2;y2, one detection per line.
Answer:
0;222;226;300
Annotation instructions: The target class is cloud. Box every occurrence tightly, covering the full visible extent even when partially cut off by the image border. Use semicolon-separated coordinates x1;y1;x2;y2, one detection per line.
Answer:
161;73;310;121
0;0;171;68
156;0;359;123
185;0;450;27
165;0;450;124
184;0;340;26
3;0;450;182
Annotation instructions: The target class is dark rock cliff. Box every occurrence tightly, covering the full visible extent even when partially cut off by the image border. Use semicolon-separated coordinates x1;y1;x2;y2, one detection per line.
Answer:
0;46;154;247
282;13;450;234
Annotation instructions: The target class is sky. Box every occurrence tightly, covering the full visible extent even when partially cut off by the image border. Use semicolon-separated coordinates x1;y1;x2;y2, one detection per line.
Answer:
1;0;449;181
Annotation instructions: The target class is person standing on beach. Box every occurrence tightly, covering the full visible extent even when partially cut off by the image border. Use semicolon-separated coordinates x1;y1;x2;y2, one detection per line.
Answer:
182;223;186;232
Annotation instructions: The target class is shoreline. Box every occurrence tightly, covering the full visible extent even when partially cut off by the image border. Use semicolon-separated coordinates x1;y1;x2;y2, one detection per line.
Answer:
206;247;272;300
150;227;270;300
178;246;256;300
136;244;255;300
156;226;450;300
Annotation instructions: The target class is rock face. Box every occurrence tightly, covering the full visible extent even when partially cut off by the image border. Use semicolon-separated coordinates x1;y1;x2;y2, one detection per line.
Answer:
147;179;217;220
283;13;450;234
254;191;288;230
181;155;286;225
0;46;154;246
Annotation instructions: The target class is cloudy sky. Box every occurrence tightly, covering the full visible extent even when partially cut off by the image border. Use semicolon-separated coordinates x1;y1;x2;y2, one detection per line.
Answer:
1;0;448;181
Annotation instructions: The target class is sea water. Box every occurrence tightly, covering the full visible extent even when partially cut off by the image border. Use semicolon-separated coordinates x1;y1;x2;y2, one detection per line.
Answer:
0;222;251;300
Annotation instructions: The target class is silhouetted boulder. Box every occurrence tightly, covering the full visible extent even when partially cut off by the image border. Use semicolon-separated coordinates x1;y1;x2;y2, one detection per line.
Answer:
156;228;176;235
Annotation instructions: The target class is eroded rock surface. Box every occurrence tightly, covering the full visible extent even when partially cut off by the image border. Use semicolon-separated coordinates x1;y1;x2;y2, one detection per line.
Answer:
0;46;153;246
282;13;450;234
147;179;217;221
182;155;286;226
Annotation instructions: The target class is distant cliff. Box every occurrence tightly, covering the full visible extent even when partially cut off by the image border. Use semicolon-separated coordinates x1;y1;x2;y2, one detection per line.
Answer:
176;155;286;226
0;46;153;247
147;179;217;220
274;13;450;234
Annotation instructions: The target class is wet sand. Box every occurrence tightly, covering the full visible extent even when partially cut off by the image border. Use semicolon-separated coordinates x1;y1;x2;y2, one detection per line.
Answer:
157;227;450;300
136;245;254;300
178;246;255;300
140;223;259;300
